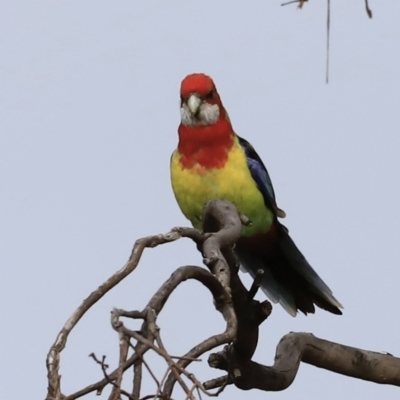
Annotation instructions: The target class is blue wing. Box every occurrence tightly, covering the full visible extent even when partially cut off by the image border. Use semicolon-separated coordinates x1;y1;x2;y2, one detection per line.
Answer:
237;135;286;218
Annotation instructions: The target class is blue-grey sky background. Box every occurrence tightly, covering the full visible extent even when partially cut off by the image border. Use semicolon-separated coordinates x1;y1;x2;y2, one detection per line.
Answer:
1;1;400;399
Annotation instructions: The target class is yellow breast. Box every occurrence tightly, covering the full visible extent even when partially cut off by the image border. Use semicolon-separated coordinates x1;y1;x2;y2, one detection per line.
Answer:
170;137;274;236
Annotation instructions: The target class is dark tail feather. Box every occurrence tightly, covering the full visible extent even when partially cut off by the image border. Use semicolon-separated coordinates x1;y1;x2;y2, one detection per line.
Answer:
237;223;343;316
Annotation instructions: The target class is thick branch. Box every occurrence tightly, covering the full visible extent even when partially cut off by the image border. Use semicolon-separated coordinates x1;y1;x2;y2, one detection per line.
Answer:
161;200;246;396
202;200;273;361
48;198;400;400
208;332;400;391
161;200;273;397
201;199;243;293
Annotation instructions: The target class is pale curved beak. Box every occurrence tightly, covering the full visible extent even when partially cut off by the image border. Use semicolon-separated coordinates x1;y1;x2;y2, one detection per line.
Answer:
187;94;202;116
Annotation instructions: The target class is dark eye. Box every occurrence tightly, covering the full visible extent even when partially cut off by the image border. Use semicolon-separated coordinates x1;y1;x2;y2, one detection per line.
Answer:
205;90;214;99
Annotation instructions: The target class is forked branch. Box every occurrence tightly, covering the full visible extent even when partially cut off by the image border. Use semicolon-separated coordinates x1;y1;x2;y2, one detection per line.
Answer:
46;199;399;400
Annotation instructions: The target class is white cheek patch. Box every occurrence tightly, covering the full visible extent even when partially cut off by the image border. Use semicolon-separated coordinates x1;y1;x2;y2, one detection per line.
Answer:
199;103;220;125
180;105;194;126
180;103;220;126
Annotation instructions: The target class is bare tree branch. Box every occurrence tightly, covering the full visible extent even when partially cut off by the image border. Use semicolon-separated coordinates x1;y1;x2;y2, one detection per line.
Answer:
281;0;373;84
108;333;130;400
365;0;373;18
88;354;135;400
201;199;244;293
326;0;331;84
207;332;400;391
46;229;188;400
203;375;230;391
65;348;148;400
46;224;216;400
109;264;237;399
162;200;246;397
46;199;399;400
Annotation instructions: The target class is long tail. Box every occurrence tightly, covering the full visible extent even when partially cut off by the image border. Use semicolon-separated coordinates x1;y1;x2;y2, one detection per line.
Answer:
236;222;343;316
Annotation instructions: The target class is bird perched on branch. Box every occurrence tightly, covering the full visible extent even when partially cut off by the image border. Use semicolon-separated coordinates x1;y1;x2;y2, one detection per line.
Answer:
170;73;343;316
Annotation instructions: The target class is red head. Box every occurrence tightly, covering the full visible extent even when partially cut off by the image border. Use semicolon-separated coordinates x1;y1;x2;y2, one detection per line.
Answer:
177;73;234;169
179;73;225;126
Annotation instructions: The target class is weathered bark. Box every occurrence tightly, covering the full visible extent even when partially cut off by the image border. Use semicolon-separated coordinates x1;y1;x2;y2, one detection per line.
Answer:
46;200;400;400
206;332;400;391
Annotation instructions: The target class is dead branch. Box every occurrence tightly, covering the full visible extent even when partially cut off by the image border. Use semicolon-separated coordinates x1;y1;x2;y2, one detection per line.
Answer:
66;263;233;400
46;229;181;400
281;0;373;84
161;200;273;397
46;224;214;400
365;0;373;18
110;265;236;399
206;332;400;391
88;354;135;400
108;333;130;400
201;199;244;293
46;199;400;400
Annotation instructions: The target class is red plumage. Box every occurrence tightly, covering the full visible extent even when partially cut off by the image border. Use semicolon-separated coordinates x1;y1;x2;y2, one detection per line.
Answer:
180;73;218;101
178;73;234;170
177;121;233;169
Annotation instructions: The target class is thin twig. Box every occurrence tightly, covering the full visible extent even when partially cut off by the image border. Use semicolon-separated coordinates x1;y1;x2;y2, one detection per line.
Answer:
196;386;203;400
170;355;201;362
88;354;135;400
185;384;196;400
112;309;192;396
149;313;192;396
326;0;331;84
365;0;373;18
137;353;162;394
281;0;308;6
66;344;149;399
160;365;174;395
184;372;221;398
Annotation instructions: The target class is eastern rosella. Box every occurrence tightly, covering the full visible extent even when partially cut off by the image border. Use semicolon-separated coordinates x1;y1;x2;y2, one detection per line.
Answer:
170;73;343;316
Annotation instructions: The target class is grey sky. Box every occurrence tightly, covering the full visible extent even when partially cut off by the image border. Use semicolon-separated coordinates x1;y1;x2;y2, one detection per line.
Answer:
1;1;400;399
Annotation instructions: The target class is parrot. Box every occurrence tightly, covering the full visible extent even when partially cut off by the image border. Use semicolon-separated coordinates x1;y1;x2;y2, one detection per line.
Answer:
170;73;343;316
